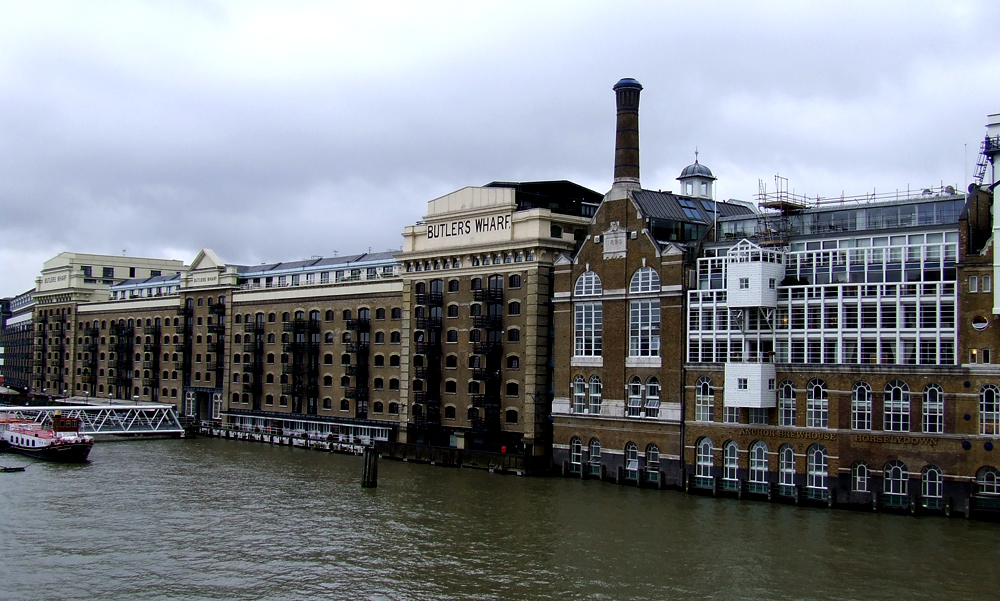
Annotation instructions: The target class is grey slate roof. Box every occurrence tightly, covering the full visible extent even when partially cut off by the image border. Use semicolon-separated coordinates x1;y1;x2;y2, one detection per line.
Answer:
632;190;755;224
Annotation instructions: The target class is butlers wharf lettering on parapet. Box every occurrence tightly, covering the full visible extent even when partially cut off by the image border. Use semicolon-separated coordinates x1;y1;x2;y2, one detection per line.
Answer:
426;214;511;240
738;428;938;446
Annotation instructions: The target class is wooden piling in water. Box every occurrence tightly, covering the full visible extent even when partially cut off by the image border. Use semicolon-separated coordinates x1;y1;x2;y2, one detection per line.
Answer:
361;447;378;488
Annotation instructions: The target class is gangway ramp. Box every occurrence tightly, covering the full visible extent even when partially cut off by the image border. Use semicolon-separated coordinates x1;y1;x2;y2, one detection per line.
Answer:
0;403;184;436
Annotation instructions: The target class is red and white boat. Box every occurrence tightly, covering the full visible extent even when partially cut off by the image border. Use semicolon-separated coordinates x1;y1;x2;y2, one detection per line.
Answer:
0;416;94;463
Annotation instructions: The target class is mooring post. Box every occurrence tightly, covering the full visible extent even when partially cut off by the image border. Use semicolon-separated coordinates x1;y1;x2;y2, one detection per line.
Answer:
361;446;378;488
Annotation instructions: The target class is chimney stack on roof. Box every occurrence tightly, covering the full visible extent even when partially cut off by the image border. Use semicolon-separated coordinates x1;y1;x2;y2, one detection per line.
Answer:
613;78;643;189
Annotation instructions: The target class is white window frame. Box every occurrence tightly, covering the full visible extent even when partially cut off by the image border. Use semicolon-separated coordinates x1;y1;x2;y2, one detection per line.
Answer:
806;379;828;428
851;382;872;430
884;380;910;432
574;302;603;357
628;299;660;357
922;384;944;434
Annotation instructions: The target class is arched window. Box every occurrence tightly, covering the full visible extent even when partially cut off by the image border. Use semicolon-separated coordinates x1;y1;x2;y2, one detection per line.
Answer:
923;384;944;434
981;385;999;435
883;460;909;497
645;443;660;482
324;353;333;365
645;377;660;418
627;376;643;417
574;271;602;296
589;376;602;414
624;442;639;480
695;376;714;421
977;466;1000;496
778;445;795;493
778;380;796;426
505;382;519;396
884;380;910;432
508;301;521;316
444;405;456;419
806;379;828;428
722;441;739;487
852;462;869;492
588;439;602;475
323;376;333;387
569;437;583;473
851;382;872;430
806;445;828;493
505;409;518;424
695;438;714;484
572;375;586;413
922;465;943;500
629;267;660;293
749;442;768;488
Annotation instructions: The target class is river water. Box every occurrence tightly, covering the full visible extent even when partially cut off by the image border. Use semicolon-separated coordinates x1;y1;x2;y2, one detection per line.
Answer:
1;438;997;601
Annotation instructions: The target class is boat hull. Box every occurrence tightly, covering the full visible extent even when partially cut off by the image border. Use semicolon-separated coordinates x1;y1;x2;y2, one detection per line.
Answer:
7;441;93;463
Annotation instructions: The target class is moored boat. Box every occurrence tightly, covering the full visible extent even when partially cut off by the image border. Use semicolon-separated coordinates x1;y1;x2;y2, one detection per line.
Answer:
0;416;93;463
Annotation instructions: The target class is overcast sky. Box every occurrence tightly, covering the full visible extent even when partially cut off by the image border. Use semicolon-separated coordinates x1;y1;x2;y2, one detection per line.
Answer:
2;1;999;298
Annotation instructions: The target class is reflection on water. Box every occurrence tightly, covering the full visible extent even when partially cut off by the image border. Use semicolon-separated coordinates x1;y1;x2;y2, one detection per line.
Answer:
1;438;998;600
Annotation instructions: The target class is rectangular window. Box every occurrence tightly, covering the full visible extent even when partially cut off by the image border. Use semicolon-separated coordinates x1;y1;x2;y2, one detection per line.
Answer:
629;300;660;357
103;267;114;278
367;267;377;279
768;278;776;290
320;272;330;284
737;378;748;390
574;303;602;357
290;274;300;286
749;408;768;425
724;406;740;423
306;273;315;285
739;277;750;290
984;349;992;364
970;276;979;293
985;275;993;293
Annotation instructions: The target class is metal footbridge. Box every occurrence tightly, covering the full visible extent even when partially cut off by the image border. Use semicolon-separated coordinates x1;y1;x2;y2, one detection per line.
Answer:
0;401;184;436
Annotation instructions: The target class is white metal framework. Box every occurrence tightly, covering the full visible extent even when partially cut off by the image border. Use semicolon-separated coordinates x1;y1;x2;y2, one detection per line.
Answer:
0;404;184;435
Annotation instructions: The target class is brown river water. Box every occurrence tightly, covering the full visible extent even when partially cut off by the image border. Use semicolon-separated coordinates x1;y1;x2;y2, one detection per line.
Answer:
1;438;997;600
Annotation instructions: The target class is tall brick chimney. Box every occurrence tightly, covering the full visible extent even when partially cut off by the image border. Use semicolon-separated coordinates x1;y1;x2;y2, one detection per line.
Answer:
613;78;642;189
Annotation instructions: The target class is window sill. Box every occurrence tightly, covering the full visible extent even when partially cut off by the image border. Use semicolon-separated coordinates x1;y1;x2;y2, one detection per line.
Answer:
571;356;603;367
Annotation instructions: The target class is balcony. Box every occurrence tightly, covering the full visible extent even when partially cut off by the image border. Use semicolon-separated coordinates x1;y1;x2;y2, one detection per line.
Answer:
243;322;265;334
472;315;502;329
472;342;500;355
141;361;157;370
141;377;159;388
241;360;263;372
176;306;193;317
80;374;97;384
84;327;100;339
413;391;440;404
282;318;320;333
242;382;262;394
345;318;370;332
143;325;161;336
415;291;443;306
414;341;439;356
415;317;442;330
208;324;226;334
242;339;264;353
208;303;226;316
346;342;369;354
471;368;500;382
473;288;503;302
142;343;159;353
345;387;369;401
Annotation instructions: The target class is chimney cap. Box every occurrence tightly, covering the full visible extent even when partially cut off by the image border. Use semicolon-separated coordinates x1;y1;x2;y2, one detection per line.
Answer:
613;78;643;91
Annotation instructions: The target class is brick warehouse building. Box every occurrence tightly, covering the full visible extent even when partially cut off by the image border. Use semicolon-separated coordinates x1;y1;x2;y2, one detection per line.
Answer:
550;80;1000;517
4;80;1000;514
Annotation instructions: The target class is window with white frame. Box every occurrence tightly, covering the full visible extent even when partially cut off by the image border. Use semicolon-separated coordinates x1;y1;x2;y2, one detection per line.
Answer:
923;384;944;434
572;375;587;413
723;442;739;484
627;377;643;417
629;267;660;293
779;445;795;489
588;439;602;475
624;442;639;480
575;270;602;296
883;460;908;497
806;444;828;491
778;380;796;426
739;277;750;290
645;377;660;418
589;376;602;414
922;465;943;499
629;299;660;356
806;379;828;428
737;378;748;390
884;380;910;432
695;377;714;422
749;441;768;483
646;443;660;477
724;406;740;423
970;275;979;293
977;466;1000;496
852;462;869;492
569;437;582;472
851;382;872;430
981;384;1000;435
574;303;602;357
696;438;713;480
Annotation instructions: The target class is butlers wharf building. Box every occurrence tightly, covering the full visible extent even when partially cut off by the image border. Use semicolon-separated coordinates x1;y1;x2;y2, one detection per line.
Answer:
3;80;1000;517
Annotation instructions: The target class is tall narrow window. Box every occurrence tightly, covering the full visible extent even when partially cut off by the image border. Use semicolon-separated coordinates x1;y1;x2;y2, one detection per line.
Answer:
922;465;943;500
696;438;714;483
851;382;872;430
778;380;796;426
695;376;714;422
778;445;795;493
884;380;910;432
645;377;660;418
806;379;828;428
588;375;602;414
852;462;869;492
749;441;768;486
981;384;1000;435
646;443;660;483
722;441;739;488
569;437;582;473
629;300;660;357
923;384;944;434
883;461;909;497
624;442;639;480
588;439;602;476
627;377;643;417
572;375;586;413
806;444;828;494
574;271;603;357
